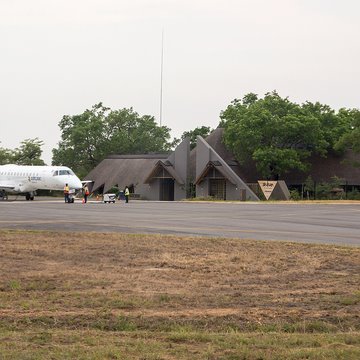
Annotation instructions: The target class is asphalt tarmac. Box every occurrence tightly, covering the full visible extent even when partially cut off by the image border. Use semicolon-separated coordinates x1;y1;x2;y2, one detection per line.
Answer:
0;198;359;246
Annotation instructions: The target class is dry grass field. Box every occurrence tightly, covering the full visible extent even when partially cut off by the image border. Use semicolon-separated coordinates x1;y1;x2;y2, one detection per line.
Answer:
0;230;359;359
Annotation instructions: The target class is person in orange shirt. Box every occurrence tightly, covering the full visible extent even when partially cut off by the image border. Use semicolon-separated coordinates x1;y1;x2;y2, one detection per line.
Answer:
64;183;70;203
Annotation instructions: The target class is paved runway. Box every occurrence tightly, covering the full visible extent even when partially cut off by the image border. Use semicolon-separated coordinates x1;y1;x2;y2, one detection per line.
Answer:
0;199;359;246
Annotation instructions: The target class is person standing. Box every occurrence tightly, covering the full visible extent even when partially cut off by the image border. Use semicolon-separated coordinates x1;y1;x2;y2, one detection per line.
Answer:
64;183;70;203
83;184;89;203
124;186;130;203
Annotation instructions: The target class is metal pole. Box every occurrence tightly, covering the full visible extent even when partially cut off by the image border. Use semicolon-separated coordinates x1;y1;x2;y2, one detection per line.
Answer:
159;29;164;127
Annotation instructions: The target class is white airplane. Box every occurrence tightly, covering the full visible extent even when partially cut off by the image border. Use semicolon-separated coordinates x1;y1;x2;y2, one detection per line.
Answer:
0;164;83;200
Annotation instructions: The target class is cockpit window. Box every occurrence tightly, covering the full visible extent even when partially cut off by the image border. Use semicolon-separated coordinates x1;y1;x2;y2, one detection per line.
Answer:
53;170;59;176
59;170;72;176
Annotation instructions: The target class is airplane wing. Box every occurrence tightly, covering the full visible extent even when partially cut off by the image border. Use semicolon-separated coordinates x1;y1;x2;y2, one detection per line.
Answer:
0;184;15;190
81;180;94;184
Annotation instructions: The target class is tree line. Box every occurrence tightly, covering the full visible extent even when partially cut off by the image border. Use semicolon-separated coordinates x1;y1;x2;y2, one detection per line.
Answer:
1;92;359;179
220;91;360;179
0;138;45;166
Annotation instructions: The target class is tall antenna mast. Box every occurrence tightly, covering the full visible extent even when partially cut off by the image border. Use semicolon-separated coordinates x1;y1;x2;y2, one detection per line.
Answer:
159;29;164;127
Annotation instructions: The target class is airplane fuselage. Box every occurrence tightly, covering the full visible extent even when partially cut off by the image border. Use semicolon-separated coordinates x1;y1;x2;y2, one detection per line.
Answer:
0;164;82;195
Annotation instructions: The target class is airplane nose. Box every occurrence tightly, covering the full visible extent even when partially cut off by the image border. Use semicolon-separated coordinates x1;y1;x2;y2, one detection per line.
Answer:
76;179;82;189
70;177;82;190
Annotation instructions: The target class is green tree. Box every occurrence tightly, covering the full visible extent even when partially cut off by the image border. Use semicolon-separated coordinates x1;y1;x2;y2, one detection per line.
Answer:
303;175;315;199
178;126;213;150
0;143;13;165
302;103;354;152
12;138;45;165
52;103;110;177
106;108;172;154
335;109;360;155
220;91;352;179
52;103;172;178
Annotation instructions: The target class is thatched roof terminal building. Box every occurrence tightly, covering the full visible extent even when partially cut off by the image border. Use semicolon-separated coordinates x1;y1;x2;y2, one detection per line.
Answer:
85;128;360;200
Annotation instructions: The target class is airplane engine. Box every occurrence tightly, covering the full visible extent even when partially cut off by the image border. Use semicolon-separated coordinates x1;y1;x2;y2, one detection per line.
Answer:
14;185;30;193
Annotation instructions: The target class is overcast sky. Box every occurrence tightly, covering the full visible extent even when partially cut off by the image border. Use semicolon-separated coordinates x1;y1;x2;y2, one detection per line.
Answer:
1;0;359;164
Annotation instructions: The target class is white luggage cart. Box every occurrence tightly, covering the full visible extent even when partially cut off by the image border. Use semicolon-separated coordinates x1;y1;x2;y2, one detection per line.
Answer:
103;193;116;203
67;189;75;203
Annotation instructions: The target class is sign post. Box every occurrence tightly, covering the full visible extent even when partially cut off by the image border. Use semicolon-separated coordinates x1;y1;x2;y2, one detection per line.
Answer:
258;181;277;200
258;180;290;200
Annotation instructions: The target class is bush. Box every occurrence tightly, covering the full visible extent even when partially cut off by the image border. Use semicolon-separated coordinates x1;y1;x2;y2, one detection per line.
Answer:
316;182;333;199
347;189;360;200
315;176;345;200
290;189;301;200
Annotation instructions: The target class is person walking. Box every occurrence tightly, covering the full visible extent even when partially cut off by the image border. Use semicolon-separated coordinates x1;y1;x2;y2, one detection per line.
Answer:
83;184;89;203
124;186;130;203
64;183;70;203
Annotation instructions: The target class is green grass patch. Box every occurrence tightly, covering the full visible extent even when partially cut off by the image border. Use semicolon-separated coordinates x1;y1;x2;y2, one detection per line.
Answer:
0;329;360;359
1;230;359;358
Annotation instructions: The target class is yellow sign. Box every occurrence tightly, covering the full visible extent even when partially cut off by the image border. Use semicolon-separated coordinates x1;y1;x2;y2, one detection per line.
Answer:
258;180;277;200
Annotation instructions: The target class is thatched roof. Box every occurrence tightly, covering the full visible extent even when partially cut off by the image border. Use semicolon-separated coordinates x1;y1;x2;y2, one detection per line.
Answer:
190;128;258;182
282;150;360;185
86;129;360;193
85;154;169;193
192;128;360;185
195;161;238;185
144;160;185;185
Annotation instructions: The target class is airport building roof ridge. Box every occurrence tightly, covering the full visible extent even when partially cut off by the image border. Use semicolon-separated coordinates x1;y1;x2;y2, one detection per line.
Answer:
107;154;170;160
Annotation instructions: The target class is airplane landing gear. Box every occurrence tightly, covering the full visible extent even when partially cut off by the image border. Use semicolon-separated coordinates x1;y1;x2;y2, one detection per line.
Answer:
25;192;35;201
0;190;8;201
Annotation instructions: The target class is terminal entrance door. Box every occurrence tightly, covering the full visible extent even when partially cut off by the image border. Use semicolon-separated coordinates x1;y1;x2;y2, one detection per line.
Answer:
209;179;226;200
159;178;174;201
